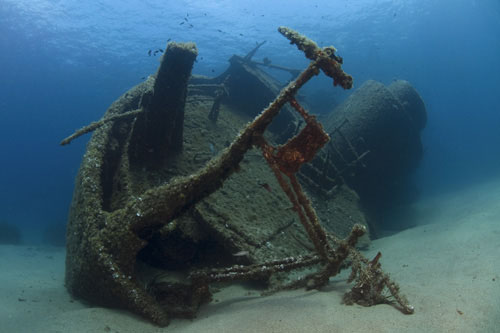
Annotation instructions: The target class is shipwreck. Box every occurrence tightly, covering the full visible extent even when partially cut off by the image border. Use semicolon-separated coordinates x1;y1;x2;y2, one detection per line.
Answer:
62;27;424;326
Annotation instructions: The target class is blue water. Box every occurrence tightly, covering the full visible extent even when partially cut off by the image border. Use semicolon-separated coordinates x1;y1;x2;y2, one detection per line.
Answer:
1;0;499;243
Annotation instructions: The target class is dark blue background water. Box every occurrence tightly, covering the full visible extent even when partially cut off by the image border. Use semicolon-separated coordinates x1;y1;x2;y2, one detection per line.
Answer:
1;0;499;243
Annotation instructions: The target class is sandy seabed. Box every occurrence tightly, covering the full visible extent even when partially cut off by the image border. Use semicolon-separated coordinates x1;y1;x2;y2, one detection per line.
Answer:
1;179;500;333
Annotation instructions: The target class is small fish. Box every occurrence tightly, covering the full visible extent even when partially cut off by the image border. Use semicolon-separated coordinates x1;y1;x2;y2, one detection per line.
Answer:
260;183;272;193
158;48;164;53
148;49;152;56
184;17;188;22
167;38;171;42
233;251;249;257
180;21;185;25
209;143;216;156
217;29;223;33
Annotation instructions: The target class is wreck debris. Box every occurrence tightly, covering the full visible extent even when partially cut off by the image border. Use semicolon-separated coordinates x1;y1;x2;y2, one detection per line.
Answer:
243;40;267;61
208;76;229;123
317;80;426;233
299;117;371;195
344;250;415;314
251;58;302;79
63;26;412;327
60;108;143;146
129;42;198;166
242;40;301;78
278;26;353;89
